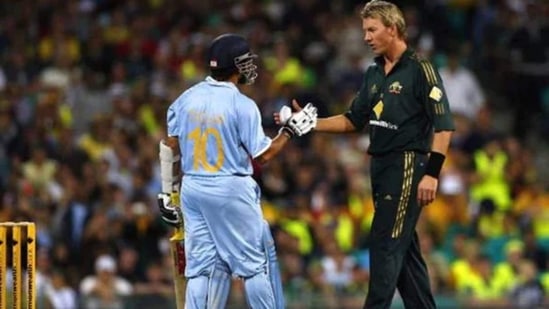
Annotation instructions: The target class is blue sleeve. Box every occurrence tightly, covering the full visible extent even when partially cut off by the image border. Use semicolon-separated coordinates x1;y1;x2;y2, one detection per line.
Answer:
167;103;179;137
236;97;272;158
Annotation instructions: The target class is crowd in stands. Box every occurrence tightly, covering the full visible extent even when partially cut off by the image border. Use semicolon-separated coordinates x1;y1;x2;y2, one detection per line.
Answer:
1;0;548;308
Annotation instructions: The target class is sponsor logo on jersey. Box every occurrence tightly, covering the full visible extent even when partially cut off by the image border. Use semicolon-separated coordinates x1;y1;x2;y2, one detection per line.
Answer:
369;120;398;130
371;100;398;130
373;100;383;119
429;86;443;102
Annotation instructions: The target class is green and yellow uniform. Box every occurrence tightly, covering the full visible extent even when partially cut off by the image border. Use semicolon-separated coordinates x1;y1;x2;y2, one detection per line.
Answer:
345;49;455;309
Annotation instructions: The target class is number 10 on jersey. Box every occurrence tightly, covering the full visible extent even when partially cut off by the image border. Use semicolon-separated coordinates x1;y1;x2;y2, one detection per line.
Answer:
188;127;224;172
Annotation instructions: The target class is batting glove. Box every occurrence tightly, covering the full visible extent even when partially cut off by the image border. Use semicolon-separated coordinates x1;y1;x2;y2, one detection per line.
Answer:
286;103;317;136
157;192;182;228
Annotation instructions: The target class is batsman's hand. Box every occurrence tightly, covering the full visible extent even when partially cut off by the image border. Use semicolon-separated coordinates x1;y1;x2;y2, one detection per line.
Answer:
274;99;317;137
157;192;182;228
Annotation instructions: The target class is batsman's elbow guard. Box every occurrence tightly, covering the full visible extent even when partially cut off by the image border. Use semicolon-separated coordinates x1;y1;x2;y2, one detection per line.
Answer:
159;140;181;193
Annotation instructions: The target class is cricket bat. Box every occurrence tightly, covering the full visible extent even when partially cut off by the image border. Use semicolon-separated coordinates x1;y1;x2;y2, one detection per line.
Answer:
169;192;186;309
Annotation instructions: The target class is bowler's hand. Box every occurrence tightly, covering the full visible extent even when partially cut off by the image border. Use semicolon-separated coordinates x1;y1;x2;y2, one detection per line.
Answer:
274;99;302;125
417;175;438;206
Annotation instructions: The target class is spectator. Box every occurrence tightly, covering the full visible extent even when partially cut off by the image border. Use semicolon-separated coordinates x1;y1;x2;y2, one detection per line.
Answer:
458;254;508;308
309;238;367;308
0;100;20;190
21;145;57;191
506;1;549;138
44;269;78;309
131;260;174;308
79;254;133;309
0;66;6;91
451;238;481;292
509;259;545;309
439;46;486;122
522;228;548;272
419;231;451;293
77;115;113;162
492;239;525;296
469;136;512;215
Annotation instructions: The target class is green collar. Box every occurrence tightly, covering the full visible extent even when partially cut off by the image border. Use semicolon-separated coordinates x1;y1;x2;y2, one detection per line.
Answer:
373;48;415;67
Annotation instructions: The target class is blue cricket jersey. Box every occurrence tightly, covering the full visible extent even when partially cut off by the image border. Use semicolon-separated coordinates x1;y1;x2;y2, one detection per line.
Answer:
167;76;272;176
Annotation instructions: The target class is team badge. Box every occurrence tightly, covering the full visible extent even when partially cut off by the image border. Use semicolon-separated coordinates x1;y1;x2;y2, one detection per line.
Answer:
388;81;403;94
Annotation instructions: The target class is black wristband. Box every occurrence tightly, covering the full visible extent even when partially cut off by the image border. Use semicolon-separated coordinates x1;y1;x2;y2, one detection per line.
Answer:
425;151;445;178
278;126;294;139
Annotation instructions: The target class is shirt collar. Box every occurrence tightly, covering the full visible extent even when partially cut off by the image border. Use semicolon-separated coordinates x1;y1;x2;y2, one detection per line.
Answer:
374;48;415;67
205;76;238;90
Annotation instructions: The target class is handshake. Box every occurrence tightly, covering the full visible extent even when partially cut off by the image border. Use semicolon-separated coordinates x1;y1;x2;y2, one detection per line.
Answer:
277;101;318;138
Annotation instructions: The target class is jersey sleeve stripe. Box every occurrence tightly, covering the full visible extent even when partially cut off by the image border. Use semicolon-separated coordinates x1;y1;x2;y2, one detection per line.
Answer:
420;62;433;85
437;103;446;115
426;62;438;84
420;61;437;86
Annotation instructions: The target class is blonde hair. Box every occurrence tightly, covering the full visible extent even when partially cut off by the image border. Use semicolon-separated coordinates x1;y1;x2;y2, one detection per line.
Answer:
360;0;407;39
